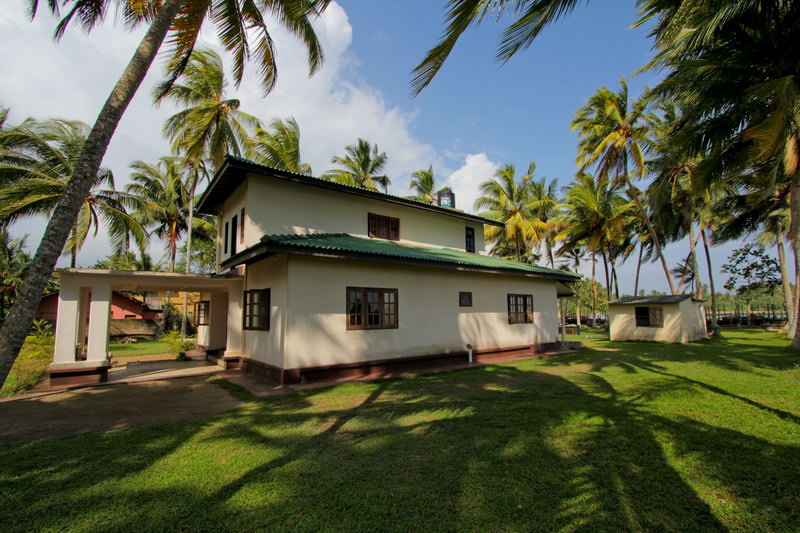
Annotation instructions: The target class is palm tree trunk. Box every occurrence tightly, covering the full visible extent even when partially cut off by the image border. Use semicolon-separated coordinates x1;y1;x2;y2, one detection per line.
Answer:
789;171;800;348
776;231;794;336
70;248;77;269
688;223;702;299
600;247;611;301
575;294;582;333
0;0;184;386
611;260;620;299
701;228;719;335
180;173;197;336
634;240;643;296
591;252;597;328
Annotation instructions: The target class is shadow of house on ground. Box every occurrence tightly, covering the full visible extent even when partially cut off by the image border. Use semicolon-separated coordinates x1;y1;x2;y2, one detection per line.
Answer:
2;351;798;532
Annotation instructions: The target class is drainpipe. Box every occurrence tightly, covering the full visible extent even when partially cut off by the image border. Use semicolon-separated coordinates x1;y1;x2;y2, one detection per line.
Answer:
466;343;473;365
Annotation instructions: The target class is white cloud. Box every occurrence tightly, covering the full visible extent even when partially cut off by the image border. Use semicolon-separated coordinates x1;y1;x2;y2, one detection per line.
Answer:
0;1;443;266
445;153;498;213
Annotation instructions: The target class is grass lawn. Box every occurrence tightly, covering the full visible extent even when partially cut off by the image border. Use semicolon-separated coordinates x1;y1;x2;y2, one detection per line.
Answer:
109;340;172;358
2;329;799;532
0;335;53;397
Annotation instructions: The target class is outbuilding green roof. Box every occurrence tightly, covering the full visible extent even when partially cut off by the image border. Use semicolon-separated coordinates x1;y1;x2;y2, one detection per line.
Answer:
227;233;580;280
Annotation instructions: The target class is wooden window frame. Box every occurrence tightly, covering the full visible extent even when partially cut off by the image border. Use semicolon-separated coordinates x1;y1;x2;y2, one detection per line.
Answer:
635;306;664;328
465;227;476;253
368;213;400;241
195;300;210;326
240;207;245;243
507;294;534;324
346;287;399;330
459;291;473;307
243;289;270;331
224;222;229;254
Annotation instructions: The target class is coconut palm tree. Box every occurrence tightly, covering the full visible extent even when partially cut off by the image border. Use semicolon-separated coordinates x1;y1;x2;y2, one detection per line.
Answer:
250;117;312;174
528;176;562;267
0;231;32;322
156;48;261;170
645;0;800;345
558;173;634;303
408;165;439;204
156;47;261;332
94;251;163;272
0;0;330;386
571;80;677;294
324;139;390;192
120;157;214;273
0;118;147;266
475;162;548;262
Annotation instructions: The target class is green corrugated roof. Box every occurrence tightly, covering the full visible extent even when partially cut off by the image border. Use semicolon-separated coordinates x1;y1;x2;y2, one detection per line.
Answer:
260;233;580;279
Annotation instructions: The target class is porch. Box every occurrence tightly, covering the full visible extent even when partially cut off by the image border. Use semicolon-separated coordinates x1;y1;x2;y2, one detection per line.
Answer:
48;269;243;387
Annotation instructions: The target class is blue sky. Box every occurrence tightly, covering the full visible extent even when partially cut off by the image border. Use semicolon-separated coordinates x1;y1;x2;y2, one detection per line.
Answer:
339;0;660;174
0;0;753;293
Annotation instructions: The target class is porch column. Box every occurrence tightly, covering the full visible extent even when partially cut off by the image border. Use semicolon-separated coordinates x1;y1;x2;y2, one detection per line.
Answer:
53;278;82;363
208;291;228;350
76;287;91;356
86;281;111;362
225;288;243;356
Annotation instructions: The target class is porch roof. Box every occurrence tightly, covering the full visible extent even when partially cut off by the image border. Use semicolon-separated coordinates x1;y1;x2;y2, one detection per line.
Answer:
223;233;581;281
54;269;243;292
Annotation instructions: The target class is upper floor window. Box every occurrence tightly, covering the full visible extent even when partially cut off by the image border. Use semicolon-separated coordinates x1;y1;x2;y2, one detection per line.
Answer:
244;289;270;330
224;222;229;254
230;215;238;255
635;306;663;328
240;207;245;243
508;294;533;324
465;227;475;253
368;213;399;241
347;287;398;330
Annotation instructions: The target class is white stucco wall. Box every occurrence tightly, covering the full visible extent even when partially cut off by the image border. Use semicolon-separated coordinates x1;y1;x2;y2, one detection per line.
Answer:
609;303;682;342
243;254;288;368
215;174;487;260
268;255;559;370
609;301;707;343
679;299;708;342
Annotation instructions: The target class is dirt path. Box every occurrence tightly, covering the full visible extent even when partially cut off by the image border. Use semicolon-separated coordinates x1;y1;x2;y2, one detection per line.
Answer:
0;376;240;442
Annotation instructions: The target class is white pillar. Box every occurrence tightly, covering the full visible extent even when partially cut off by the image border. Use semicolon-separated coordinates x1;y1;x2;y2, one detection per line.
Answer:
53;277;81;364
225;288;243;356
86;282;111;362
208;291;228;350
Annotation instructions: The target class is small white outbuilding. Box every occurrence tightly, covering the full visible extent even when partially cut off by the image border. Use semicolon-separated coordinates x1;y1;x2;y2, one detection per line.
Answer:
608;295;707;343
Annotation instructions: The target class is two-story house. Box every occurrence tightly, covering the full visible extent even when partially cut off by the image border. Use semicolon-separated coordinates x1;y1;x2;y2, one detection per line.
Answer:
46;155;578;387
193;156;579;384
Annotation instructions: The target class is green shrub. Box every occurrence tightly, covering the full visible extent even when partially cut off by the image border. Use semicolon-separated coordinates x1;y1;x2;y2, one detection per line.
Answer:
1;334;54;396
161;331;196;358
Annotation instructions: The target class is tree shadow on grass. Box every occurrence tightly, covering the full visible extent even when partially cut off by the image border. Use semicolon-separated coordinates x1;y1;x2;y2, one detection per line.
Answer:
563;329;800;374
0;365;797;531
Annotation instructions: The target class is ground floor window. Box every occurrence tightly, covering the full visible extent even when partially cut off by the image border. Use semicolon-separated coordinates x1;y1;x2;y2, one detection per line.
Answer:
635;306;663;328
195;300;210;326
508;294;533;324
347;287;398;330
244;289;270;330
